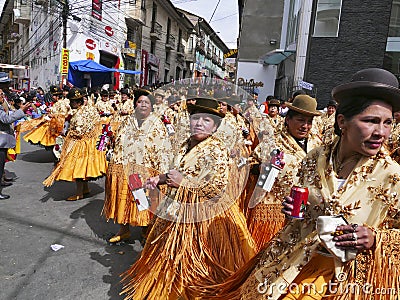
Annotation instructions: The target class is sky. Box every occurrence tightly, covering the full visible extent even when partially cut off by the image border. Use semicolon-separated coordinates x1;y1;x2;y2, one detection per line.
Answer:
173;0;239;49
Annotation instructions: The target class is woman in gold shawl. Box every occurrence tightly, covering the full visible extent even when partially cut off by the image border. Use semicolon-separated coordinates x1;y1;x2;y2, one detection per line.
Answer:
102;89;171;243
43;88;107;200
211;68;400;300
247;94;322;250
23;85;70;148
121;97;256;299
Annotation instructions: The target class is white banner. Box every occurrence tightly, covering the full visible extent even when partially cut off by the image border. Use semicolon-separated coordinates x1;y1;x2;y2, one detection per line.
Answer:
299;80;314;90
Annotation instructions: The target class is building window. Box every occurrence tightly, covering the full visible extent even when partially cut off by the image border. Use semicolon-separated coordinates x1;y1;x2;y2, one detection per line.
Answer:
389;1;400;37
141;0;146;9
166;50;170;63
150;41;155;54
313;0;342;37
286;0;302;46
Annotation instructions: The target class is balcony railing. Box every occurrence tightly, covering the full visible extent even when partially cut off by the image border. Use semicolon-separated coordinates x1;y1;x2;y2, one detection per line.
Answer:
126;7;146;25
177;43;184;56
196;40;205;52
150;22;162;40
13;2;31;25
185;48;195;62
166;34;175;49
206;47;212;58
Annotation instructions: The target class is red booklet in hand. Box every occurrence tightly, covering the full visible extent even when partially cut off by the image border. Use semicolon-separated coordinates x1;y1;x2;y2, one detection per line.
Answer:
128;174;149;211
128;173;143;190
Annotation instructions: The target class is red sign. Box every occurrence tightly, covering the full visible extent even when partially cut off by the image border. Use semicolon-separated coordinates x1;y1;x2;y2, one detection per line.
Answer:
85;39;96;50
105;26;113;37
140;50;148;87
92;0;102;21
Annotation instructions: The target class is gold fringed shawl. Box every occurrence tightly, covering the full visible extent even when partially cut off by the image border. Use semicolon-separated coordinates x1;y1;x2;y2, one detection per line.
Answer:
244;105;263;135
102;113;171;225
247;127;321;250
212;138;400;300
121;135;256;300
336;229;400;300
43;105;103;186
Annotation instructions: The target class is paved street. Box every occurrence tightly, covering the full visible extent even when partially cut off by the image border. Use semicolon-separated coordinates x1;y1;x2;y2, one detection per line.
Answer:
0;137;143;300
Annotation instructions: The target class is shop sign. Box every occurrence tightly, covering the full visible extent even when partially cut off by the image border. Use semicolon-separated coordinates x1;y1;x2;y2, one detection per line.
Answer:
85;39;96;50
105;26;113;37
92;0;102;21
122;41;136;58
147;53;160;66
60;48;69;75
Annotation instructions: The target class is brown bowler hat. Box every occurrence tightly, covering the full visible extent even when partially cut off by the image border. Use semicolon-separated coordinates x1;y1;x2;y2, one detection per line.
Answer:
268;99;281;107
332;68;400;112
285;95;321;116
187;96;225;118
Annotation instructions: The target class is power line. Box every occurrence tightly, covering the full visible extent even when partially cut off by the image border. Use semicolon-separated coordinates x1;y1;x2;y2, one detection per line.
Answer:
209;0;221;23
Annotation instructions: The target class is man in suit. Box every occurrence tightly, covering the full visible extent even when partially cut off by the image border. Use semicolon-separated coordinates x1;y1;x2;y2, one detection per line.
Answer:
0;88;30;199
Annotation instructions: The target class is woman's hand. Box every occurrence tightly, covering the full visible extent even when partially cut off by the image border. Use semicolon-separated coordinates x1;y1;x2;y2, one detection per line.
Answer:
281;196;294;217
144;176;160;190
333;224;375;252
166;169;183;188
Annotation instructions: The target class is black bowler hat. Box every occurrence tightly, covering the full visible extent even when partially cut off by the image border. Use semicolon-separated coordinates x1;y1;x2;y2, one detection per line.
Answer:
187;96;225;118
327;99;338;108
332;68;400;111
100;89;109;96
68;88;84;100
225;94;242;106
49;85;62;95
133;89;155;106
186;87;198;100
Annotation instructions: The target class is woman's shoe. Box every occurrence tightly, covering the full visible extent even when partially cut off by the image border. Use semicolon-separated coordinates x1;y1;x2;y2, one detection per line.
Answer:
109;232;131;243
66;195;84;201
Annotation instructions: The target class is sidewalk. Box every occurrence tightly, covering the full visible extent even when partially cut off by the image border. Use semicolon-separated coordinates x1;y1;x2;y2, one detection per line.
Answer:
0;139;143;300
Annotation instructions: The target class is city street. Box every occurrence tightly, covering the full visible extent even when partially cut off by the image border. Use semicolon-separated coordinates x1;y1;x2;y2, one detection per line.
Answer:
0;137;143;300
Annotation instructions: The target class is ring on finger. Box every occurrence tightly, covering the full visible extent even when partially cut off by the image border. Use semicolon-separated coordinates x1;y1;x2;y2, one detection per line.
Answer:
351;232;358;241
351;223;358;232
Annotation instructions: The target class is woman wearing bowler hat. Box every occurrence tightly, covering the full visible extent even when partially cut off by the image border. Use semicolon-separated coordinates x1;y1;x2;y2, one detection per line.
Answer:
102;89;171;243
43;88;107;200
210;68;400;300
121;96;256;299
23;85;71;149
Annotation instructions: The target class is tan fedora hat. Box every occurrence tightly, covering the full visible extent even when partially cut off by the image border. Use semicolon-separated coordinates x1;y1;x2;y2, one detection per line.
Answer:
285;94;322;116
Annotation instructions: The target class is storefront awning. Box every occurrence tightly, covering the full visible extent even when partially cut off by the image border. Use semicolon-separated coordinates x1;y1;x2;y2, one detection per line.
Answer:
68;60;141;87
259;49;295;65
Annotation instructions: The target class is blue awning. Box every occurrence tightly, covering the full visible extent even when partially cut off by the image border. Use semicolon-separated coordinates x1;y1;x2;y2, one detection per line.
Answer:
68;60;141;87
259;49;295;65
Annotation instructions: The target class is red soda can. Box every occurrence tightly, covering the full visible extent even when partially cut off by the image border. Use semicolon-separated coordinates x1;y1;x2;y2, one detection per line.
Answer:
290;186;309;219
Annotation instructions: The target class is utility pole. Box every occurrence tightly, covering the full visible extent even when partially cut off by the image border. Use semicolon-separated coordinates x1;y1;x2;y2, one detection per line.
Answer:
62;0;68;49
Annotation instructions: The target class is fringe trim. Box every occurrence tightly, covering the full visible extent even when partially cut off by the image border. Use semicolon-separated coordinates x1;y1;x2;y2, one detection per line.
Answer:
332;229;400;300
42;138;76;187
102;163;155;226
247;203;286;251
120;167;256;299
